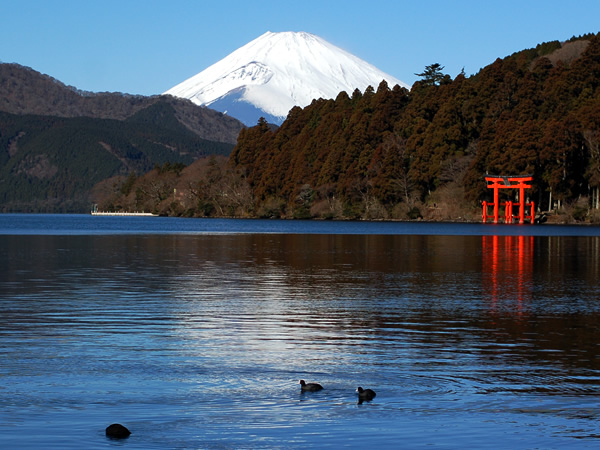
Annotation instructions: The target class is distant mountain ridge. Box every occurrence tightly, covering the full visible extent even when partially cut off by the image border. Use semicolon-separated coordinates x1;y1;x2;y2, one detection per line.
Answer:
0;63;245;144
164;31;408;125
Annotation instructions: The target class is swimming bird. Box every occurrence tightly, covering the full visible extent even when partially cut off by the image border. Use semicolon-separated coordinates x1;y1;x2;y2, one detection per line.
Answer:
105;423;131;439
356;387;376;401
299;379;323;392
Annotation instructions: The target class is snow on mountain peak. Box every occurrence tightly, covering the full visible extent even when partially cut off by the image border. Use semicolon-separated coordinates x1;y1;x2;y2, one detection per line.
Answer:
164;31;408;125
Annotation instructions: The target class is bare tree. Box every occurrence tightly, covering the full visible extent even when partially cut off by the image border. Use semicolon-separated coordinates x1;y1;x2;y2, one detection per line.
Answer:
584;130;600;209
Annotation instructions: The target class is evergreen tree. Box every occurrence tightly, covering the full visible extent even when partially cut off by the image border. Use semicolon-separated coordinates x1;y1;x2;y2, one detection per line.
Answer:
415;63;447;86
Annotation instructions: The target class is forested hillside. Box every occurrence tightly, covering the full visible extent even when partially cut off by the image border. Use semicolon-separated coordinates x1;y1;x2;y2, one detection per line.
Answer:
228;33;600;220
97;33;600;222
0;102;234;212
0;64;245;212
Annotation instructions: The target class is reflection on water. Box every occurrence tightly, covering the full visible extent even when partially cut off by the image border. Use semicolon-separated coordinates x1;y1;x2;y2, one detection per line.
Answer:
482;235;535;314
1;228;599;448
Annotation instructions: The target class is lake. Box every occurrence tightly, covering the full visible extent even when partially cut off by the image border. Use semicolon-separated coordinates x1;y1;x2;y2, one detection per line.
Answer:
1;214;599;448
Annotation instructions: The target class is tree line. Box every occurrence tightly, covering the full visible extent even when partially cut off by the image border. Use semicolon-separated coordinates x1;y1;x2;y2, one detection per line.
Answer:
98;33;600;222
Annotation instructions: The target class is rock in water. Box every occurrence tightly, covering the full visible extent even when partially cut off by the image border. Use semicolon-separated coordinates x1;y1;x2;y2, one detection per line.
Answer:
105;423;131;439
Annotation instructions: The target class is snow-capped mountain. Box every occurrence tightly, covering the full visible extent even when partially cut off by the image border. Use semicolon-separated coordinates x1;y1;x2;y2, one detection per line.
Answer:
164;31;408;126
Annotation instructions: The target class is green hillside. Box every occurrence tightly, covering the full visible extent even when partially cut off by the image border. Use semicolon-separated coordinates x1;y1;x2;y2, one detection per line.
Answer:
0;102;234;212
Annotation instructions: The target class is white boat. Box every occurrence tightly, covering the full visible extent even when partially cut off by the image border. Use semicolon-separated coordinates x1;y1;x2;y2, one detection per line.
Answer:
91;204;157;216
91;211;157;216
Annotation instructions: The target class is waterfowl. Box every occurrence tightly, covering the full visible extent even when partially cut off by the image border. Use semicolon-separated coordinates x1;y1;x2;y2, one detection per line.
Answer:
356;387;376;401
299;379;323;392
105;423;131;439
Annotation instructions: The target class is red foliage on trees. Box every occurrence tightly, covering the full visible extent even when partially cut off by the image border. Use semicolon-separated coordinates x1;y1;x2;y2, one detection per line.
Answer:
225;33;600;219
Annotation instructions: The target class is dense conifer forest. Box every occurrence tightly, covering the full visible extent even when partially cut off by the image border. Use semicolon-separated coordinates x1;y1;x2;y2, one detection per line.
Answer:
99;33;600;223
0;105;235;212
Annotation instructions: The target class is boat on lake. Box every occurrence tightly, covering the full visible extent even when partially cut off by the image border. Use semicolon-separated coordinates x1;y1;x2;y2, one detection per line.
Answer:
91;204;156;216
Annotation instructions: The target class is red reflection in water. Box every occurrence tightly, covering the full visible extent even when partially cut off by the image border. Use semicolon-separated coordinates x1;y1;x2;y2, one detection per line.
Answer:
482;235;534;314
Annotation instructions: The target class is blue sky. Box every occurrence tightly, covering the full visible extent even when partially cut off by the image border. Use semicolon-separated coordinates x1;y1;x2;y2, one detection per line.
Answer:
1;0;599;95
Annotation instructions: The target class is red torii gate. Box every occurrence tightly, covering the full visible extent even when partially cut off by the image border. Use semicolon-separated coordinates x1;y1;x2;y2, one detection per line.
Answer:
482;175;535;224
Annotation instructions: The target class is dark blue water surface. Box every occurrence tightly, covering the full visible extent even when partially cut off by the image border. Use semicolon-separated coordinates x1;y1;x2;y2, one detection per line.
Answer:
2;213;600;236
1;214;599;448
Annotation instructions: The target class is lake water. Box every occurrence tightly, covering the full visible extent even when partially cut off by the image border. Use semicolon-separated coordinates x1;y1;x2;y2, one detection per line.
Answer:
1;214;599;448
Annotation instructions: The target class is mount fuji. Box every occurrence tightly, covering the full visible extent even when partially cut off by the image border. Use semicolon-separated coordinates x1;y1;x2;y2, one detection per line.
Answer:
163;31;408;126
